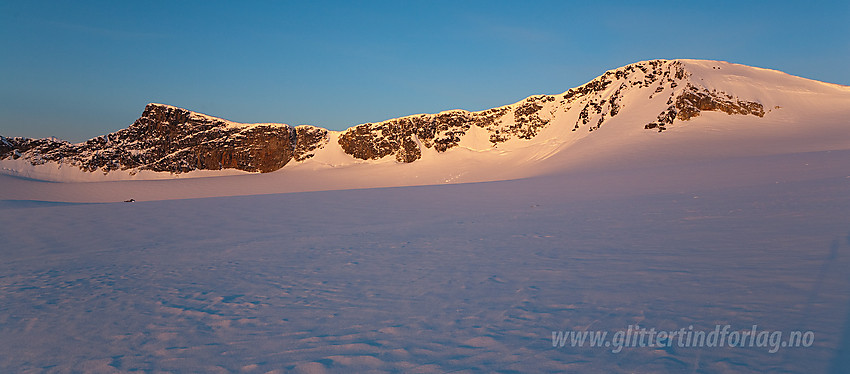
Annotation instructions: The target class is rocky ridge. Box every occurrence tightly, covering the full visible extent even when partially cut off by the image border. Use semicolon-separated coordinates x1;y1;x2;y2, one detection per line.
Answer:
1;104;328;174
1;60;768;174
338;60;766;162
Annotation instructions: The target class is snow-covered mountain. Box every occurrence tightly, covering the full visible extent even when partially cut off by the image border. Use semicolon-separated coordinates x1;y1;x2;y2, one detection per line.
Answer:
1;59;848;187
4;59;849;373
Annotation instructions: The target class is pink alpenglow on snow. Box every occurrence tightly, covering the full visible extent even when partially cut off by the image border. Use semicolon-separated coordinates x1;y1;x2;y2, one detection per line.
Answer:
1;59;849;373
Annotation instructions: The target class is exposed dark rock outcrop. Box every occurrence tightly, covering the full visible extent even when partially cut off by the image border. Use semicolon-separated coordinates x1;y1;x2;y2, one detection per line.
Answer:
644;84;765;132
335;59;769;161
0;104;328;174
337;95;556;163
571;60;686;132
2;59;774;174
294;125;329;162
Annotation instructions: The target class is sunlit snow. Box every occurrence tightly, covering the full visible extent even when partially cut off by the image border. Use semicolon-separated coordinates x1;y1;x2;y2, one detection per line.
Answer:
1;60;848;373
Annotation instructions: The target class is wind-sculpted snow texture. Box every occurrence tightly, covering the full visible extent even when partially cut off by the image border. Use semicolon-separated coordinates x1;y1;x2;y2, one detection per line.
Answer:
1;151;849;373
1;58;849;373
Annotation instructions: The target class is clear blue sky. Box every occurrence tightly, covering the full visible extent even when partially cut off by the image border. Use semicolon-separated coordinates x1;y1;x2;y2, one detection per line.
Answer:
2;0;848;142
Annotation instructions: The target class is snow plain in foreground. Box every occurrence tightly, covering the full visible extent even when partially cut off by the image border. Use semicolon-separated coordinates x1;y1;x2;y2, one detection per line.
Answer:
1;149;848;373
1;59;849;372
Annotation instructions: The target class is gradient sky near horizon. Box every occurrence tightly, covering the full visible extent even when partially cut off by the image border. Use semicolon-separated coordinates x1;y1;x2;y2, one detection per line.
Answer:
2;0;848;142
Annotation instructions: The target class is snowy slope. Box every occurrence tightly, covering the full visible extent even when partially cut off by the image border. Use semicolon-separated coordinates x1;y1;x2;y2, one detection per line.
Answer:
1;59;849;203
1;60;849;373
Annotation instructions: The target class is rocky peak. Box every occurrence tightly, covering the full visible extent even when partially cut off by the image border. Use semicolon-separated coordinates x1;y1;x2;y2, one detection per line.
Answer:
0;104;328;174
1;60;772;176
337;59;767;163
562;59;762;133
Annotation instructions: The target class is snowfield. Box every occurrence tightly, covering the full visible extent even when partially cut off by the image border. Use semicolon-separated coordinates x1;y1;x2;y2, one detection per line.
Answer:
1;150;848;373
1;60;849;372
3;59;849;190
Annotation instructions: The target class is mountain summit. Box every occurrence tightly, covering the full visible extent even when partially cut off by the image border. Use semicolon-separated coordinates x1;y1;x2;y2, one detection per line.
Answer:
2;59;848;182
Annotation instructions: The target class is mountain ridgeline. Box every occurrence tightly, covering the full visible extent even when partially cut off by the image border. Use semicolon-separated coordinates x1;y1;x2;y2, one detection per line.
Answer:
1;105;328;174
1;59;768;175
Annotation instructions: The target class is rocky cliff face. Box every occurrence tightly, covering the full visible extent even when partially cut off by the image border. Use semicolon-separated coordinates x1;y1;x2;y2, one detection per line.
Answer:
336;60;767;162
1;60;770;175
0;104;328;174
337;95;558;163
